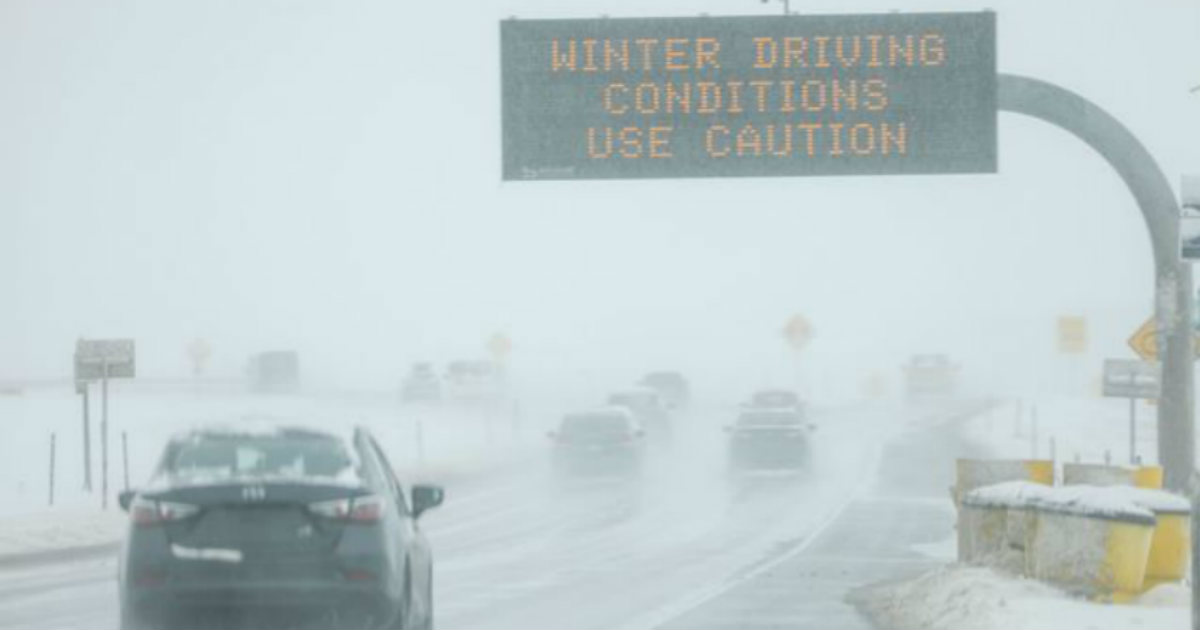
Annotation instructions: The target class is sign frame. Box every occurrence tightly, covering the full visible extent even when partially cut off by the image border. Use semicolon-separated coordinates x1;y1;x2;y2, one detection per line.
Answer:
501;11;998;181
1102;358;1161;399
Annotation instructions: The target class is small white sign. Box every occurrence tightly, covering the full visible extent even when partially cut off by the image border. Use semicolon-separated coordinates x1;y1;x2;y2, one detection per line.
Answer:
74;338;136;380
1102;358;1160;399
1182;205;1200;261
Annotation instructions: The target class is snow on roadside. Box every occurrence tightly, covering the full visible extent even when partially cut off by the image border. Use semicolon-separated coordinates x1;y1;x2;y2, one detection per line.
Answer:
851;395;1190;630
0;509;125;559
961;396;1159;467
854;565;1187;630
0;386;543;560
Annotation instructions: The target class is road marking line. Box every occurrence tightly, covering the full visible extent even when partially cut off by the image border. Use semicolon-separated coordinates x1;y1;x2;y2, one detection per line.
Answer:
616;474;875;630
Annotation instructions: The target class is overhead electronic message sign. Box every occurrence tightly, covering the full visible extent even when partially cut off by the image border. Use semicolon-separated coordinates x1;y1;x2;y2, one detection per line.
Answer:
501;12;996;181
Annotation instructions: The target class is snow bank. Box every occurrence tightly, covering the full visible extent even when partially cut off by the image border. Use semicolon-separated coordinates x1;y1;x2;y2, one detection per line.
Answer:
853;564;1188;630
962;480;1055;510
964;481;1188;522
0;508;125;560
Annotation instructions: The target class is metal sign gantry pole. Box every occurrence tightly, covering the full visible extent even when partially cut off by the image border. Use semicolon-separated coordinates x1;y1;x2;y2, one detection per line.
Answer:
997;74;1194;492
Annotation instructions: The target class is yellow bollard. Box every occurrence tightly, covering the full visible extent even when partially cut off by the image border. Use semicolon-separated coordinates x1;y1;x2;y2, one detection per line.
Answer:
1133;466;1163;489
1104;520;1156;600
1024;460;1054;486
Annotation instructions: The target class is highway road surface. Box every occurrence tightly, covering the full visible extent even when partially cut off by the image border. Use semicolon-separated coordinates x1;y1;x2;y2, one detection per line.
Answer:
0;398;985;630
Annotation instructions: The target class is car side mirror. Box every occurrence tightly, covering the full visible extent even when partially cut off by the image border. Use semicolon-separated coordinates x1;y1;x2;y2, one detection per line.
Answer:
118;490;135;512
411;484;444;518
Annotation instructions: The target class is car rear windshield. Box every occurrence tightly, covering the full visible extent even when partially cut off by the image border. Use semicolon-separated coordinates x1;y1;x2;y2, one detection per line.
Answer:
739;412;803;427
165;431;358;483
561;414;629;437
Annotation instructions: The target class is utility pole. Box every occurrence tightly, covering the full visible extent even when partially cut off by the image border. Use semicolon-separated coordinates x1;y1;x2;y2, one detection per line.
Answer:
760;0;790;16
78;380;91;492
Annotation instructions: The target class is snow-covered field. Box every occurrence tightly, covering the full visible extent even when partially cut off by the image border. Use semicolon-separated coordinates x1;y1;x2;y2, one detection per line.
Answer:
0;384;544;559
962;396;1161;469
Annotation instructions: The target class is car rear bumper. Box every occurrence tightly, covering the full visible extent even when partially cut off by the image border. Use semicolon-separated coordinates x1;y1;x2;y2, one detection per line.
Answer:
124;579;399;628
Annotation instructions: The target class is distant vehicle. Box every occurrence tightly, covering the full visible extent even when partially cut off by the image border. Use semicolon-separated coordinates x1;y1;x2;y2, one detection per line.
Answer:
606;387;671;438
725;408;814;470
548;408;646;477
904;354;959;398
117;425;443;630
637;371;690;409
400;362;441;403
444;360;505;402
744;389;803;411
246;350;299;393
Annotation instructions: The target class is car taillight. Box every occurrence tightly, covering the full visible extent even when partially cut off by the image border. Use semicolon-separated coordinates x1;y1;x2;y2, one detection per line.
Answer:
308;495;382;523
131;497;199;526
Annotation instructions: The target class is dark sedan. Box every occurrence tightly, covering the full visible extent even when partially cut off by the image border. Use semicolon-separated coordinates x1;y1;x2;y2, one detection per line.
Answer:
117;425;443;630
725;409;814;470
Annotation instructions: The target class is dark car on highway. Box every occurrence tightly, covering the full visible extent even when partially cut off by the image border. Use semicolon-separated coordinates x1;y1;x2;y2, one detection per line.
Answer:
117;426;444;630
400;362;441;403
606;388;671;441
725;408;814;471
636;371;690;409
548;408;646;477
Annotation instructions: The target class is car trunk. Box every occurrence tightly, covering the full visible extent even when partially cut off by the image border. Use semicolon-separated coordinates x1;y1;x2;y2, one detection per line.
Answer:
150;482;366;581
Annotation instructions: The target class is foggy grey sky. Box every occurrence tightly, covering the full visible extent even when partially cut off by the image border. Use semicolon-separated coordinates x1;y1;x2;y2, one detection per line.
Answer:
3;0;1198;400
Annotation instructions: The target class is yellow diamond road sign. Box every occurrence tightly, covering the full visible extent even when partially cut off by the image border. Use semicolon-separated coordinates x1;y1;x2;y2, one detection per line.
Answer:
783;315;814;352
1127;317;1200;361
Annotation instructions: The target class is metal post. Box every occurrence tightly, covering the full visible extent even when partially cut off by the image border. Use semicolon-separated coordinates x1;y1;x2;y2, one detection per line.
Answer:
101;359;108;510
1192;472;1200;630
1049;437;1058;484
81;382;91;492
122;431;130;491
49;433;56;507
1128;400;1137;463
1030;405;1039;459
998;74;1193;490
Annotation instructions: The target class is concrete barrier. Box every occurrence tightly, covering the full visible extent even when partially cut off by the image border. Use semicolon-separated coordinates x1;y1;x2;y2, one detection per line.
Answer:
954;459;1053;507
962;481;1190;600
1126;489;1192;588
1026;491;1156;600
957;503;1011;569
1062;463;1163;489
959;481;1054;573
